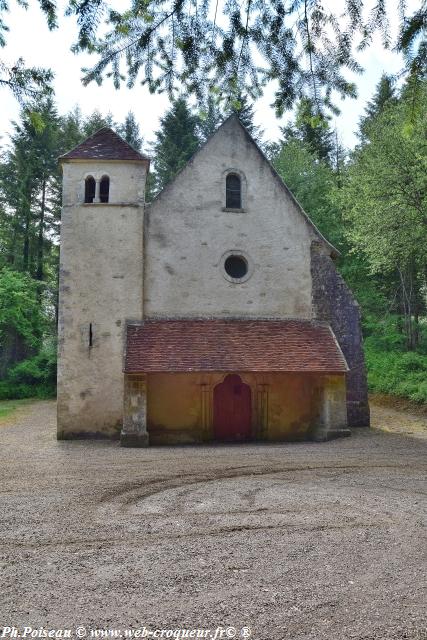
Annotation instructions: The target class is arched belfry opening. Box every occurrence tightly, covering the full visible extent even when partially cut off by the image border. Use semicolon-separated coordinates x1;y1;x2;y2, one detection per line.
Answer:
100;176;110;203
84;176;96;203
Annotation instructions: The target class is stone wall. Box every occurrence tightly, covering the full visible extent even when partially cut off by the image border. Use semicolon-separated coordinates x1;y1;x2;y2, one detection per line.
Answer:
57;160;146;438
122;374;149;447
311;242;370;427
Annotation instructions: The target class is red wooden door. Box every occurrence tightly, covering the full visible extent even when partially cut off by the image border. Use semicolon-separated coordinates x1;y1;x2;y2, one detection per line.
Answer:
213;374;252;442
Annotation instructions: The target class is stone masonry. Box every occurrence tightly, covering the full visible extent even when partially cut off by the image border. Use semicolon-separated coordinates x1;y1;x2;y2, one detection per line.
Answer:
311;242;370;427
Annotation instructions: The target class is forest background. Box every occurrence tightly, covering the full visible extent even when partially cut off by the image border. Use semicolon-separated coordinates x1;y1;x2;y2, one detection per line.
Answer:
0;0;426;405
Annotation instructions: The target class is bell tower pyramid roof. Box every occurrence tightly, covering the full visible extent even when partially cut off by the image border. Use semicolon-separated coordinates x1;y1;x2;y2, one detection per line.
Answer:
59;127;149;164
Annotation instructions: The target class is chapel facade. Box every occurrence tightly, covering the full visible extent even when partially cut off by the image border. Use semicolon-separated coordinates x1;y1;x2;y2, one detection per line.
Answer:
57;116;370;446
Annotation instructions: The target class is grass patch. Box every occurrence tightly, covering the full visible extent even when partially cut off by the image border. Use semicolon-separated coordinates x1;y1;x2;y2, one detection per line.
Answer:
0;398;36;423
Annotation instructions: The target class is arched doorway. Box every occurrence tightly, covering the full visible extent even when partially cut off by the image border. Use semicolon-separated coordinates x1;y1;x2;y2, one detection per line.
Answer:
213;374;252;442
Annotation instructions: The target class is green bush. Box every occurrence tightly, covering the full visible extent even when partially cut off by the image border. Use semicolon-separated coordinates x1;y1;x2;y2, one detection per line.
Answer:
0;347;57;400
365;340;427;403
362;315;407;350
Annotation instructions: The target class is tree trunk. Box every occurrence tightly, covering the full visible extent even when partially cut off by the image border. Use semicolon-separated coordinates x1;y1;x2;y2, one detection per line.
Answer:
36;178;46;282
22;174;33;273
23;207;30;272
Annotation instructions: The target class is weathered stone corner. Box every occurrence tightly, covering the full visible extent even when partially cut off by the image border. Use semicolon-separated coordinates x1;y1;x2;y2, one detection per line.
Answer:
121;373;149;447
311;428;352;442
120;432;149;447
311;243;371;428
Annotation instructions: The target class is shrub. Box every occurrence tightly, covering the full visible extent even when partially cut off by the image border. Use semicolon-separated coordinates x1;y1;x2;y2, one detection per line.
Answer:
0;347;57;400
365;341;427;403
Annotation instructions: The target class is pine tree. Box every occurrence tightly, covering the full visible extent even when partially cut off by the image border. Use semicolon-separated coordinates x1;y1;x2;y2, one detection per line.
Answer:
83;110;116;137
60;107;84;152
227;93;264;143
151;98;200;195
359;74;397;141
198;96;224;142
331;128;347;188
282;98;333;164
0;98;62;373
119;112;143;151
0;99;62;277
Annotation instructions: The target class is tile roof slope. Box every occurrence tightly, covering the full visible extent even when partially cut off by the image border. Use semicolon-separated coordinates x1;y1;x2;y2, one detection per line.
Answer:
125;319;348;373
59;127;149;162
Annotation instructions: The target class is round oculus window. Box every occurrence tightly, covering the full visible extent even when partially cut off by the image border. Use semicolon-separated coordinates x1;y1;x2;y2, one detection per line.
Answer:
224;255;248;279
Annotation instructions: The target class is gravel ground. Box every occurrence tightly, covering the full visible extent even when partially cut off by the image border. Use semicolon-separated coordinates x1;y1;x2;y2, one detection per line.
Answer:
0;400;426;640
370;399;427;441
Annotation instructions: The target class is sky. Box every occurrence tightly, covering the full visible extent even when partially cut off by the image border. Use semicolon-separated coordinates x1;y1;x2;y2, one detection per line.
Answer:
0;1;416;151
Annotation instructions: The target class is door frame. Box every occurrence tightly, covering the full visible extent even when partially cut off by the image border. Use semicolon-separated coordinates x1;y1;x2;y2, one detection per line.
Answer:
199;372;269;440
212;373;253;442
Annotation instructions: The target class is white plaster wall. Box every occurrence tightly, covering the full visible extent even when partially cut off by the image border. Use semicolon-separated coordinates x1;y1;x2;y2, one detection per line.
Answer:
57;161;146;436
144;117;321;319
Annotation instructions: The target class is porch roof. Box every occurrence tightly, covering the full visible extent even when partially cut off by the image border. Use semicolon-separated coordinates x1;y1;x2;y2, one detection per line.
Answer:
124;319;348;374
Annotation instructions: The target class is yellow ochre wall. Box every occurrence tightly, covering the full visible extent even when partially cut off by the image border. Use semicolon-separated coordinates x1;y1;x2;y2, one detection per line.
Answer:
146;372;346;445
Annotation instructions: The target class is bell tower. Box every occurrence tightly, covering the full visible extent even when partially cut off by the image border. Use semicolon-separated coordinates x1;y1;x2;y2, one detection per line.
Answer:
57;128;149;439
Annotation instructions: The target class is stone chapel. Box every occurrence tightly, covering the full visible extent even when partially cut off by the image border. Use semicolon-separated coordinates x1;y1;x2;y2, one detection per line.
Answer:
57;115;370;446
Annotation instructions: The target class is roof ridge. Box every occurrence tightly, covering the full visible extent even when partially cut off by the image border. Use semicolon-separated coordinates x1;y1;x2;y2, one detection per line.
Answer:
127;317;324;324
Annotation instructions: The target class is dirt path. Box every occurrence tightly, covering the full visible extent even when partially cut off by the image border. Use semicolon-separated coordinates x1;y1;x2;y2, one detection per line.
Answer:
370;397;427;440
0;400;426;640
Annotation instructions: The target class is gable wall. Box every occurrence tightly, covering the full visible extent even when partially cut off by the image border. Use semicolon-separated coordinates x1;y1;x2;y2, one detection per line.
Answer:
144;119;317;319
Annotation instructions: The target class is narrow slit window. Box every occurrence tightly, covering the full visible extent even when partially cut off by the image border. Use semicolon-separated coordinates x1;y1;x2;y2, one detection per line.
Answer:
226;173;242;209
84;176;96;203
89;323;93;348
100;176;110;203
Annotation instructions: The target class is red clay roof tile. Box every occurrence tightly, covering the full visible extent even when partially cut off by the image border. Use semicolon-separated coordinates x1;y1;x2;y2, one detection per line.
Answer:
124;319;348;373
59;127;149;162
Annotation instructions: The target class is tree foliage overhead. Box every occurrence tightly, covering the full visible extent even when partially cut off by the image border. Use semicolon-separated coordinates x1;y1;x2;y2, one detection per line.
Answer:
65;0;426;115
0;0;55;100
72;0;358;112
397;1;427;81
1;1;426;114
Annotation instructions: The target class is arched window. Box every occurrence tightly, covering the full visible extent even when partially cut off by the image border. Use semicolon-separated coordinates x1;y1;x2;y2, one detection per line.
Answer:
226;173;242;209
84;176;96;203
100;176;110;203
